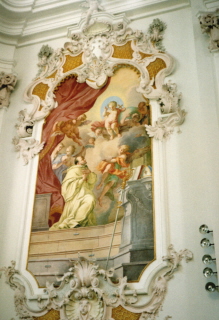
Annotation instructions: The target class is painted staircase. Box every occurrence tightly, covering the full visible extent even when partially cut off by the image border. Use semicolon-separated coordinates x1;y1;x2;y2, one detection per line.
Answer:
27;221;121;287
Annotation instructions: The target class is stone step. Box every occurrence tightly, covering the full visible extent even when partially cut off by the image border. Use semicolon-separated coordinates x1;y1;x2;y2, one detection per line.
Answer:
30;221;121;242
28;221;122;260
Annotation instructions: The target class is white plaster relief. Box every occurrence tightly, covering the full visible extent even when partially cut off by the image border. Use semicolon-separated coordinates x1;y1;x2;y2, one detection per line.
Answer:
35;45;64;79
81;0;104;26
0;58;17;73
12;136;45;165
204;0;219;10
0;245;193;320
146;81;185;141
199;9;219;52
146;108;186;141
13;86;58;164
158;81;182;114
0;1;190;47
0;72;17;109
11;12;186;163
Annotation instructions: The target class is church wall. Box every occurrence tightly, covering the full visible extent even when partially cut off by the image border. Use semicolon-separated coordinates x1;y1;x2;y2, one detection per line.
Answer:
1;2;219;319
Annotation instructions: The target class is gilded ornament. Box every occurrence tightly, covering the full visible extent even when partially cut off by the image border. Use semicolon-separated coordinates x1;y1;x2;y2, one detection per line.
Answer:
146;58;166;87
139;52;152;60
112;305;141;320
32;83;50;100
112;41;134;59
62;53;83;73
34;309;60;320
46;70;58;79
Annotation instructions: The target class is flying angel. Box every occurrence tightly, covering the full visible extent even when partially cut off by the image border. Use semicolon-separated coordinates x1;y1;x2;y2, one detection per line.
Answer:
52;114;91;146
96;144;150;206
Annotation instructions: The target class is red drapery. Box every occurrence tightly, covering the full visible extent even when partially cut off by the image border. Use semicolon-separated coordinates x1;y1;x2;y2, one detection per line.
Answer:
36;77;110;226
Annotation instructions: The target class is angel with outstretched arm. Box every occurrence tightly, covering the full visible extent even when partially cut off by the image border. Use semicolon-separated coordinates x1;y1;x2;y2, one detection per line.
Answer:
96;144;150;206
52;114;90;146
103;101;126;140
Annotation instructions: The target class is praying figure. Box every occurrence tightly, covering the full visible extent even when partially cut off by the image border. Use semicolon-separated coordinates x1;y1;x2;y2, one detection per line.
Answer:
50;156;97;230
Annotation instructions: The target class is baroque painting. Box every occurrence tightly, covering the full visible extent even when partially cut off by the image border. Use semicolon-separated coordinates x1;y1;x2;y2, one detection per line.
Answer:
2;7;190;319
28;67;154;286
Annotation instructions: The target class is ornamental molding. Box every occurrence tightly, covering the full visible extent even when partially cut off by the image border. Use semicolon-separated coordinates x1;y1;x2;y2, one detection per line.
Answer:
146;107;186;141
0;0;190;47
13;12;186;164
0;245;193;320
204;0;219;10
145;81;185;140
0;58;17;73
0;71;17;109
199;8;219;52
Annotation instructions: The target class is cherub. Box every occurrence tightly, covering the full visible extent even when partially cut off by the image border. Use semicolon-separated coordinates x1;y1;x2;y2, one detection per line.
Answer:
52;114;90;146
89;121;109;140
103;101;126;140
85;137;96;148
122;112;141;128
96;144;150;206
138;100;151;125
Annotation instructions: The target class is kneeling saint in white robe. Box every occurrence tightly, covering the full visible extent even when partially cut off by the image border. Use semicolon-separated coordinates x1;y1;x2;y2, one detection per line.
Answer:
50;157;97;230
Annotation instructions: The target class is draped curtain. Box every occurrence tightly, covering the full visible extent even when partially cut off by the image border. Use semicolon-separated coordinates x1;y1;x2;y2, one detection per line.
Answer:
36;77;110;226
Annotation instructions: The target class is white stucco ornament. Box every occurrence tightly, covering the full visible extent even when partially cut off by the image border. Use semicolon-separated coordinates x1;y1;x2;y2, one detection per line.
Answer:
199;9;219;52
145;80;184;140
12;136;45;165
0;72;17;109
146;107;186;141
0;246;192;320
81;0;104;26
12;9;186;163
158;80;182;114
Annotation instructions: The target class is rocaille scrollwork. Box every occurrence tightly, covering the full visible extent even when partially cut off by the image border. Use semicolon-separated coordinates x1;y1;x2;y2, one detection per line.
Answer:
12;11;186;164
199;10;219;52
0;246;192;320
0;72;17;109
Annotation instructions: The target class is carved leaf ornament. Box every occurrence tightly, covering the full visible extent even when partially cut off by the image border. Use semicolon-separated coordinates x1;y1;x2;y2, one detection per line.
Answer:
199;10;219;52
12;11;186;164
0;72;17;109
0;246;192;320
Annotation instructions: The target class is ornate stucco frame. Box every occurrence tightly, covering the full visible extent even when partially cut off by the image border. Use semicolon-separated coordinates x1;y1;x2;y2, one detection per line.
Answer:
1;11;191;320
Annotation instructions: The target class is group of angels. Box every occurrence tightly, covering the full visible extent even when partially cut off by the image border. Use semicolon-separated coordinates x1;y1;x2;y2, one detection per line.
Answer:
51;141;149;206
52;100;150;146
50;99;151;205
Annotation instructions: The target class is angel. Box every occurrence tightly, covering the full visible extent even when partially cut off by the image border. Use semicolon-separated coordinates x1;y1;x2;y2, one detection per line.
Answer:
89;121;109;140
12;136;45;165
103;101;126;140
121;112;141;128
138;101;151;125
96;144;150;206
52;114;90;146
51;144;86;183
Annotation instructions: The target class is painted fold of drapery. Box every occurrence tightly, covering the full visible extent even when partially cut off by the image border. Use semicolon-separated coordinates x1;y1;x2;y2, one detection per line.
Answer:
36;77;110;226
